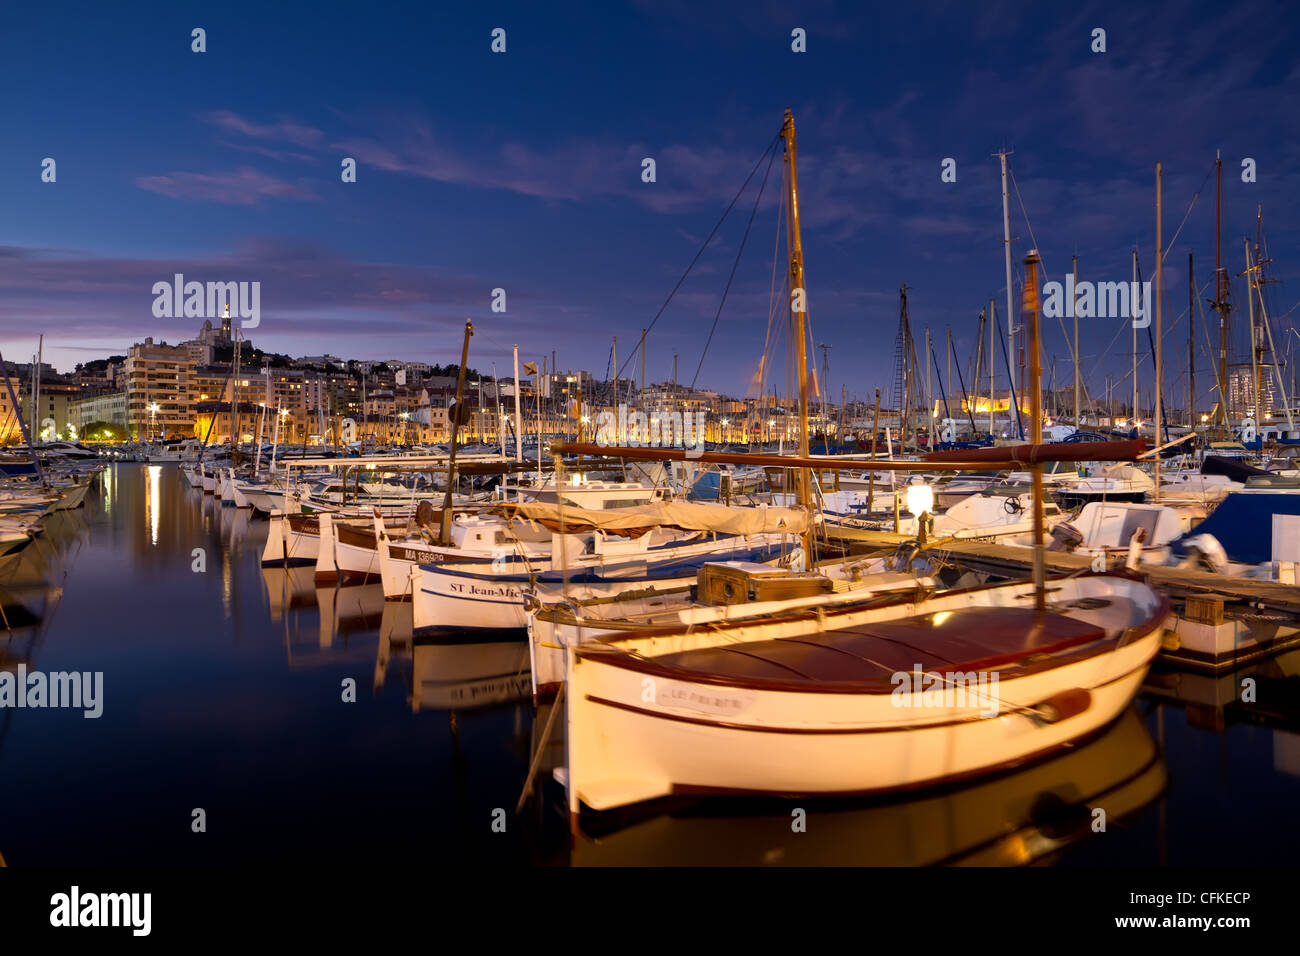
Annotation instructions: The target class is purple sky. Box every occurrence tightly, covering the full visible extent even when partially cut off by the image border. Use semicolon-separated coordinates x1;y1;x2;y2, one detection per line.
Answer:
3;0;1299;408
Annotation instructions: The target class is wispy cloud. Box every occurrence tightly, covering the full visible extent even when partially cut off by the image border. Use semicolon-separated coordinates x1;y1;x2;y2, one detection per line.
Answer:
0;239;500;347
135;168;321;205
202;110;325;149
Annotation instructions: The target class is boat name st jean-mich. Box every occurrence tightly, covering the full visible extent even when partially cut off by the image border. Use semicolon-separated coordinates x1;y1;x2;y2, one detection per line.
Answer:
0;665;103;718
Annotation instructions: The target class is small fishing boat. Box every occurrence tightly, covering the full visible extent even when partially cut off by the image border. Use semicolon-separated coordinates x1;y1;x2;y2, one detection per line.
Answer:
527;557;929;701
564;571;1167;812
558;116;1166;820
412;526;794;633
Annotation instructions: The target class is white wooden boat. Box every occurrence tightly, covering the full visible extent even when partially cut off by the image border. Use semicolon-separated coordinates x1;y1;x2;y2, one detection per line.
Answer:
564;572;1166;813
527;557;930;701
413;530;793;633
218;468;253;508
568;706;1165;865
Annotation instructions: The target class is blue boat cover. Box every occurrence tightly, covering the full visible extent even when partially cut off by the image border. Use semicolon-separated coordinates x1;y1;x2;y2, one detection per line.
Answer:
1170;492;1300;564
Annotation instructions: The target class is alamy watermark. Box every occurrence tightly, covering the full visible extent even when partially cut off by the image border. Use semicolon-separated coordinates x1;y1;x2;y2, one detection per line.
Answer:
593;404;707;459
890;664;999;717
1041;275;1153;329
50;886;150;936
151;274;260;328
0;664;103;718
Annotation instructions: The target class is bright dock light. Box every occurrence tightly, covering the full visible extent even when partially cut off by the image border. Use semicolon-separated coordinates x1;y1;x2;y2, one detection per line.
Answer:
905;481;934;517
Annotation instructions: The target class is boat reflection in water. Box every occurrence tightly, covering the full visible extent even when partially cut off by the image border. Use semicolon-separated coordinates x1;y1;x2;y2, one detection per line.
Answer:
1144;649;1300;736
409;637;531;713
365;596;532;715
1144;650;1300;784
260;557;533;714
570;708;1165;866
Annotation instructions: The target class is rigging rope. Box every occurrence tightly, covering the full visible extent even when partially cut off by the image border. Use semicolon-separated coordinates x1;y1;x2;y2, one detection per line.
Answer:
690;139;779;390
616;133;782;384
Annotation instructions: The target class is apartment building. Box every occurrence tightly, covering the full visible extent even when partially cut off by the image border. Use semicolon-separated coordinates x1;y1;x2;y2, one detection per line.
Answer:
124;339;197;440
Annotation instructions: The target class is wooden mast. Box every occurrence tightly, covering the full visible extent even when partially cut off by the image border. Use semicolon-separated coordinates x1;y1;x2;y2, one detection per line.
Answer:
1155;162;1163;501
438;319;474;546
1023;251;1046;610
1073;254;1080;426
1213;151;1231;429
1132;249;1140;426
780;108;814;562
988;297;995;437
997;150;1016;399
1188;253;1195;429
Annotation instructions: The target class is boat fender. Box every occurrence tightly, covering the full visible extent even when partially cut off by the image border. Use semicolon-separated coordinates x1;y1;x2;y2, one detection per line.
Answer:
788;544;807;572
1180;534;1229;574
1032;688;1091;725
1125;526;1148;570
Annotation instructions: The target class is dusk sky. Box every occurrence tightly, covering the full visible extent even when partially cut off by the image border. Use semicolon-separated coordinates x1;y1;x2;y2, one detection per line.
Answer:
3;0;1298;406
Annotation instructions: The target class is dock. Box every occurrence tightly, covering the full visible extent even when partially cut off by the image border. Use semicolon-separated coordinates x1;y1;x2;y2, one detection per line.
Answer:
828;527;1300;673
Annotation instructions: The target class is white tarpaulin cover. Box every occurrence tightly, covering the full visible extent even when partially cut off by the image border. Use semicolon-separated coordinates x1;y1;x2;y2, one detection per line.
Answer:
496;500;809;536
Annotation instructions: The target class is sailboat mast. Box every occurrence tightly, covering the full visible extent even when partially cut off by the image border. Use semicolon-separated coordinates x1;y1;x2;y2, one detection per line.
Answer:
780;109;814;559
232;317;241;457
1073;255;1080;426
36;334;43;441
1245;239;1259;424
1215;152;1230;428
513;344;523;463
1251;217;1295;431
925;328;933;450
998;151;1016;397
1132;249;1139;425
1188;253;1195;429
1154;162;1163;501
989;297;995;436
1023;250;1046;609
438;319;474;546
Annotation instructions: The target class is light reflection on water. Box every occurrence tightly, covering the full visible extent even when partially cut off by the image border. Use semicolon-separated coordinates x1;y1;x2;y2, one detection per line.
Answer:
0;463;1295;867
146;464;161;546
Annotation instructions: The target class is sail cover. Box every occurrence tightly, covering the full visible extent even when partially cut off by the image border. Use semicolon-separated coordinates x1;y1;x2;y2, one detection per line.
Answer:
1170;492;1300;564
495;500;809;537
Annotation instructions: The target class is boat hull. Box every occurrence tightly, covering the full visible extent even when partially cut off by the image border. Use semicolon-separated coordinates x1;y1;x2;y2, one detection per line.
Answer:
565;575;1165;812
414;536;788;633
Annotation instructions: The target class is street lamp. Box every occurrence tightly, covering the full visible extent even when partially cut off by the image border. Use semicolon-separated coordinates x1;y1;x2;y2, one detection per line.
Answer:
149;402;160;442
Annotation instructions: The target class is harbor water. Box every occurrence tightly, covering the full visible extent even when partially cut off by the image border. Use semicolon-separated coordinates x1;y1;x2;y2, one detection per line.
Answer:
1;464;1297;866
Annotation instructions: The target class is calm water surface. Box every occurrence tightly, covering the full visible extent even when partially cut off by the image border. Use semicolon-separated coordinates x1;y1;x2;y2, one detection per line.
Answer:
0;464;1296;866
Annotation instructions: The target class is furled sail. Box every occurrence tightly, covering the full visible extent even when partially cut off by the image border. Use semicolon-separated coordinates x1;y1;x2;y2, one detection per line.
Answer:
494;500;809;537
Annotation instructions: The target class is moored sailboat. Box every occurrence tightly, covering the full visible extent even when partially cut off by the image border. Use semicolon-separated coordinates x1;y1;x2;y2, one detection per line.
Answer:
556;115;1168;823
